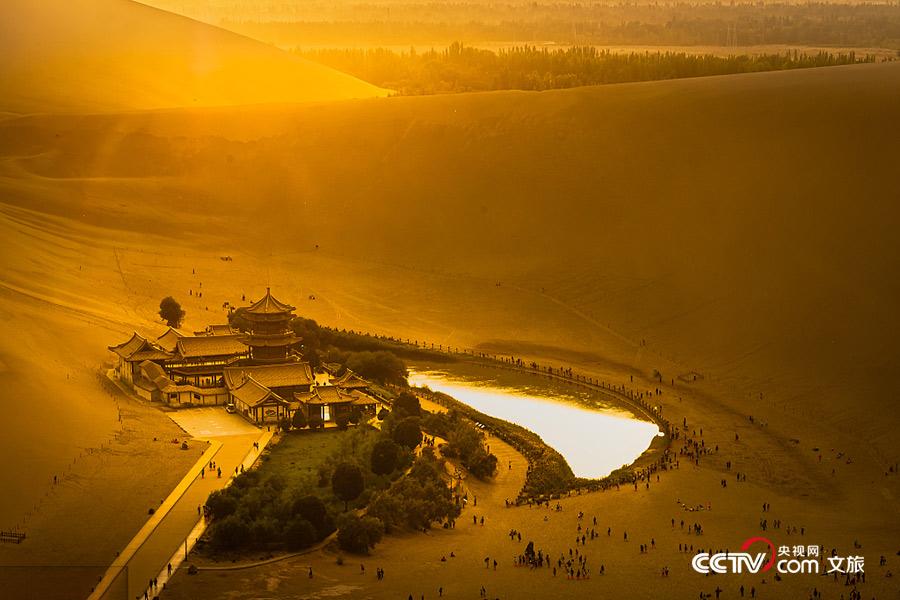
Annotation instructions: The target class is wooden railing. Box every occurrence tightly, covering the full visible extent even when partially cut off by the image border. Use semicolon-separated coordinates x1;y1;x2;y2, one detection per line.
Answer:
0;530;26;544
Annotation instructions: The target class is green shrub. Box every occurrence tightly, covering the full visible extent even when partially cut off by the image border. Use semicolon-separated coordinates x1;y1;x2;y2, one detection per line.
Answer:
205;490;238;520
283;518;318;551
331;462;365;510
392;417;422;449
291;410;308;430
370;438;400;476
335;412;350;430
337;515;384;554
209;515;251;553
292;495;333;538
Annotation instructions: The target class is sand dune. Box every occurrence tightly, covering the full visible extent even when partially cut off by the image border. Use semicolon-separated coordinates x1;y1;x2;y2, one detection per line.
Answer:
1;65;899;585
0;0;387;114
2;62;899;454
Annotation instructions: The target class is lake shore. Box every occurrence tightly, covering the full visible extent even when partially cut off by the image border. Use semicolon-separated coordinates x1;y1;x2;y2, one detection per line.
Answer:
160;346;900;600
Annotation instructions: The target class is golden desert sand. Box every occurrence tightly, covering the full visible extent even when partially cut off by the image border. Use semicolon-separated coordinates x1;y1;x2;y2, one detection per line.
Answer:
0;1;899;597
0;0;387;114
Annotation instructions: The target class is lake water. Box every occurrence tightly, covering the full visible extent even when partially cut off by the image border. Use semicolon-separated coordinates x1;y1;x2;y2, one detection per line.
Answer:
408;367;662;479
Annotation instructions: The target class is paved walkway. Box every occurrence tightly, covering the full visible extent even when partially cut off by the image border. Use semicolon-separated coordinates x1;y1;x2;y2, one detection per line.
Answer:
88;387;274;600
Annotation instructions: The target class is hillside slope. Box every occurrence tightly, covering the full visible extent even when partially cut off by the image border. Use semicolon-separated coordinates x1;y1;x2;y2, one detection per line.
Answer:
1;63;899;510
0;0;387;114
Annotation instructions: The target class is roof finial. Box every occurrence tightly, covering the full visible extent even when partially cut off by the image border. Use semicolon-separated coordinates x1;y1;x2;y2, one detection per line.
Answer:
266;286;271;294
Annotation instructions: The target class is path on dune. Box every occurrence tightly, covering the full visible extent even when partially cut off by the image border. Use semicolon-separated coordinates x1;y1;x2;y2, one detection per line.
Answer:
90;406;272;600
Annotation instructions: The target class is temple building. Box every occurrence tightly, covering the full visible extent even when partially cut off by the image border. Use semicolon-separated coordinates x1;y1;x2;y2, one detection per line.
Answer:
108;288;382;425
294;385;378;423
228;376;292;424
239;289;300;362
108;332;173;384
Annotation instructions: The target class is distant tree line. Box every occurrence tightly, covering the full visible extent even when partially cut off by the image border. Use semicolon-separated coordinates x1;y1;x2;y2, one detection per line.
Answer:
225;3;900;49
300;43;875;96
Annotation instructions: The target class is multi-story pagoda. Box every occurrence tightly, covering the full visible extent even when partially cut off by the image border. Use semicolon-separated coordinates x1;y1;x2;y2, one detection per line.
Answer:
240;287;300;362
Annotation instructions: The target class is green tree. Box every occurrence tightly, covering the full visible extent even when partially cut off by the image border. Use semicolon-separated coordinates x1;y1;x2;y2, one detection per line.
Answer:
205;490;238;520
158;296;185;328
331;462;365;510
209;514;251;552
283;518;317;551
394;391;421;418
345;351;407;385
335;412;350;430
292;495;332;538
377;407;389;421
467;446;498;479
291;409;308;430
308;413;324;430
337;515;384;553
392;416;423;449
370;438;400;475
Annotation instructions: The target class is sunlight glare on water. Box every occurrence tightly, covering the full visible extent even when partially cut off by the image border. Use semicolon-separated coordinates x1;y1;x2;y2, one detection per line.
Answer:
408;370;661;479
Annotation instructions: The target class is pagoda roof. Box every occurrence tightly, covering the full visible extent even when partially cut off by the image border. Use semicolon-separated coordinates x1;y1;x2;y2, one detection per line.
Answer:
241;331;299;347
138;360;167;381
109;332;148;358
245;288;295;315
195;324;236;336
138;360;176;391
157;327;185;352
223;362;314;390
109;332;172;361
229;376;287;408
350;390;379;406
331;370;370;389
175;335;247;358
294;386;377;406
130;348;174;361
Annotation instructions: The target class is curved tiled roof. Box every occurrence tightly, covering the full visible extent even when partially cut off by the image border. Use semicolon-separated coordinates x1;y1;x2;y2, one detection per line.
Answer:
245;288;295;315
331;370;370;389
109;332;172;361
108;332;149;358
223;362;314;390
156;327;185;352
175;335;247;358
294;386;377;406
230;376;287;408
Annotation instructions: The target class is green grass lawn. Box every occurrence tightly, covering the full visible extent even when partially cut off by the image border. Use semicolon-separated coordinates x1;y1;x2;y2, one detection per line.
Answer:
259;429;348;491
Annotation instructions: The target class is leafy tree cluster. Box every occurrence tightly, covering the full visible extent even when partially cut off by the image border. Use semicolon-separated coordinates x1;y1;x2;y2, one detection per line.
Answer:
417;388;576;501
301;43;875;96
367;448;461;533
422;410;497;479
336;514;384;554
204;472;334;554
205;426;407;555
379;392;425;449
233;3;900;49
